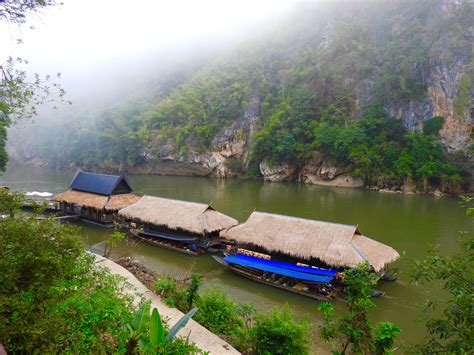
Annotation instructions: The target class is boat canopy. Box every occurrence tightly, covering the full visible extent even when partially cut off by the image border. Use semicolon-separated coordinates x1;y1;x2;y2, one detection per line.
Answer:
233;254;338;277
139;230;198;243
224;255;334;283
221;211;400;272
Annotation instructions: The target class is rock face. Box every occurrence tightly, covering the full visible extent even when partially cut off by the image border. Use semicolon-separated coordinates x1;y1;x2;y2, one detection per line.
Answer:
299;156;364;188
136;3;472;185
127;95;260;177
259;160;296;182
352;0;473;153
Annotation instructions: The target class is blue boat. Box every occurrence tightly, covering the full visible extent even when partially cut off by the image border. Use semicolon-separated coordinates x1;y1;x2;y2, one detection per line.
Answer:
231;254;339;277
215;254;338;300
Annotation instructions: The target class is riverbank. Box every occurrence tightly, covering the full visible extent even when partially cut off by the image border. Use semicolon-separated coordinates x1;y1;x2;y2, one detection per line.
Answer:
7;159;472;197
93;254;239;354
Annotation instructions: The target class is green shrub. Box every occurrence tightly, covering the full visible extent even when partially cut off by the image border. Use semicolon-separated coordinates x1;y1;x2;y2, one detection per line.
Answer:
155;278;188;311
250;305;310;355
423;116;444;136
186;274;202;310
194;287;244;335
318;263;400;354
0;213;135;353
155;274;202;312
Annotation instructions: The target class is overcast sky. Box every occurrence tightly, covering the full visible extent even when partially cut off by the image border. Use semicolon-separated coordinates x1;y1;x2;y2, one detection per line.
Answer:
1;0;301;71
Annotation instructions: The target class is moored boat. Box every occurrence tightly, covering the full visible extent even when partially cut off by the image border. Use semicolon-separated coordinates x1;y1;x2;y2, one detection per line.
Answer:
217;211;400;299
119;195;238;256
130;228;202;256
213;254;338;301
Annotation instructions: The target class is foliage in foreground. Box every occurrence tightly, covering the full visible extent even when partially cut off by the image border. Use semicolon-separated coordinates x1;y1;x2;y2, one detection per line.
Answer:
0;201;202;354
250;305;310;355
193;287;245;336
155;275;310;354
410;196;474;354
0;188;24;217
125;303;201;354
318;263;400;354
0;214;134;353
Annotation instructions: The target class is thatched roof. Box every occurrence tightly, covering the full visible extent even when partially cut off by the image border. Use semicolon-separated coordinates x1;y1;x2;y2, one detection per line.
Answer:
220;212;399;272
54;190;140;211
106;194;141;210
118;195;238;236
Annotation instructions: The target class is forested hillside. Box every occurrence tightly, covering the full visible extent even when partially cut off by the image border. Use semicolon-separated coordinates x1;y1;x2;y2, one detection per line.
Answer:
8;0;474;193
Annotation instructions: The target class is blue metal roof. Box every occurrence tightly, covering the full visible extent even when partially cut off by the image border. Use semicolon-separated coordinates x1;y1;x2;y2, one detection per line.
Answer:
233;254;338;277
224;255;333;283
69;170;131;196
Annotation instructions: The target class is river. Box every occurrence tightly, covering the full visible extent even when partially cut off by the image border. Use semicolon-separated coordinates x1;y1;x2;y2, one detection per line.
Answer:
1;164;471;350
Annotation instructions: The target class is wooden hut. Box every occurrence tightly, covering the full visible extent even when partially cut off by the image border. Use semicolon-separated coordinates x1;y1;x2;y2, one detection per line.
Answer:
118;195;238;255
54;169;140;225
220;211;399;274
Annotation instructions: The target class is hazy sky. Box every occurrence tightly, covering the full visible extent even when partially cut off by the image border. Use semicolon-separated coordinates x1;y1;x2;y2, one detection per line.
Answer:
2;0;301;70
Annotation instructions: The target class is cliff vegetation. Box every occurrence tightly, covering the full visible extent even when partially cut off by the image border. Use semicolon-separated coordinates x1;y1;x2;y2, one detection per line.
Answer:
8;0;474;193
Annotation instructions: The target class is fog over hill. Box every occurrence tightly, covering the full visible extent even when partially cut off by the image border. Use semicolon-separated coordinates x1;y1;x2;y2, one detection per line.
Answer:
6;0;474;193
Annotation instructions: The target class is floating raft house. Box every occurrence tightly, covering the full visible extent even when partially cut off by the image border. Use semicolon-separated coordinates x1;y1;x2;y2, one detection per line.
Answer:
118;195;238;237
220;211;400;272
54;169;140;224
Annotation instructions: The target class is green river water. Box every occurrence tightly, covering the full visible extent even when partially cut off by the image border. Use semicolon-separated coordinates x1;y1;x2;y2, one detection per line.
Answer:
1;165;472;350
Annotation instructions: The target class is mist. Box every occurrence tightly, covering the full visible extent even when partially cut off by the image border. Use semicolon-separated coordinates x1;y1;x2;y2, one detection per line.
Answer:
2;0;299;103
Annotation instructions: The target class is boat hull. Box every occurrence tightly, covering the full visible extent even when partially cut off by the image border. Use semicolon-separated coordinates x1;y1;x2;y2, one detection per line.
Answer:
227;264;336;301
129;229;202;256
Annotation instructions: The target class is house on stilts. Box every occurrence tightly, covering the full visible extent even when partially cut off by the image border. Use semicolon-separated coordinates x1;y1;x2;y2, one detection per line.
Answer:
118;195;238;256
54;169;140;226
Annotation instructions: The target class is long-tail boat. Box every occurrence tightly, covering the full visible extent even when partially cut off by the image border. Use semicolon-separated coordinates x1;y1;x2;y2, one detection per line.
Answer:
213;253;339;300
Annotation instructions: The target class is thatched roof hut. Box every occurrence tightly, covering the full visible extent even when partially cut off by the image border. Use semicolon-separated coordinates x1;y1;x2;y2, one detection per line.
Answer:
54;190;140;211
220;212;399;272
118;195;238;236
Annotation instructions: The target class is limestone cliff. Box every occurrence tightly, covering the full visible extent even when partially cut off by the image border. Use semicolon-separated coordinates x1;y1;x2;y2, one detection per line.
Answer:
6;0;473;192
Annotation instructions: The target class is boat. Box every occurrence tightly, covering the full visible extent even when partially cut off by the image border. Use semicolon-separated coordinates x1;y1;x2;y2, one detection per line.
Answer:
214;253;386;299
130;228;203;256
213;254;338;301
118;195;238;256
18;191;61;212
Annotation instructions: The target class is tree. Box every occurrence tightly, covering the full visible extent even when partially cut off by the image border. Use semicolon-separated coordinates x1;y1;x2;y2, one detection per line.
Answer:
318;263;400;354
395;132;460;192
0;0;67;171
422;116;444;136
0;188;24;217
103;230;125;259
0;1;57;24
411;196;474;353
